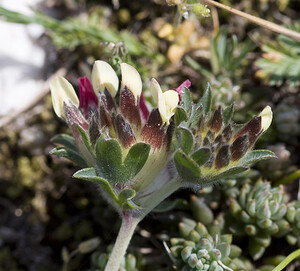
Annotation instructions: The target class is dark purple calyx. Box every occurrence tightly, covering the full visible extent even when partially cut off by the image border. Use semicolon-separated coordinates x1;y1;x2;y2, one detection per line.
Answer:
141;109;166;150
120;86;141;128
139;92;150;122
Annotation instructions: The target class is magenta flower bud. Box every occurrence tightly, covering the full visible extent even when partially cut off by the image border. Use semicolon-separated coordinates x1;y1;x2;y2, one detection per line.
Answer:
78;76;98;118
173;80;192;99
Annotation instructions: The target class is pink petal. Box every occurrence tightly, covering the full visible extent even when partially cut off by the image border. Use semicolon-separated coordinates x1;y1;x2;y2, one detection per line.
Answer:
78;76;98;117
173;80;191;99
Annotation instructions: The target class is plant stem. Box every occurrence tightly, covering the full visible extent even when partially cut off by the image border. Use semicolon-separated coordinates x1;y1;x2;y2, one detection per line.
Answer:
272;248;300;271
202;0;300;42
104;213;140;271
140;178;181;220
274;169;300;186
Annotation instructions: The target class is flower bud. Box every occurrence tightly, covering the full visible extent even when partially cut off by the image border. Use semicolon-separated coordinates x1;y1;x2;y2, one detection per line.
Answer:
150;78;179;125
120;63;142;100
50;76;79;119
259;105;273;132
78;76;98;117
91;60;119;97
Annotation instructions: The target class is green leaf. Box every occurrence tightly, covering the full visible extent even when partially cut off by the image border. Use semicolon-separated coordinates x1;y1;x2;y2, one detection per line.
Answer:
181;87;192;115
223;104;234;125
73;168;118;203
242;150;277;165
123;143;150;180
50;147;88;167
191;148;211;166
174;149;202;183
178;127;194;154
74;168;140;210
249;238;266;260
76;125;94;155
189;104;203;130
199;84;212;114
118;189;136;202
118;189;139;209
175;106;188;126
95;135;123;184
51;134;78;152
212;167;248;181
123;200;140;209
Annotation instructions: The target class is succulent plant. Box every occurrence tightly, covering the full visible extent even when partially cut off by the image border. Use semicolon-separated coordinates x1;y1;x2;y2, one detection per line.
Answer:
274;102;300;142
92;250;139;271
257;144;292;180
286;200;300;247
228;179;290;260
209;76;241;107
170;218;252;271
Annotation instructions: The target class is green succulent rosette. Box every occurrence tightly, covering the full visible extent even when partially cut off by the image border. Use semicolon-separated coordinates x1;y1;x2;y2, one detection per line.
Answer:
228;179;290;260
170;218;252;271
286;200;300;247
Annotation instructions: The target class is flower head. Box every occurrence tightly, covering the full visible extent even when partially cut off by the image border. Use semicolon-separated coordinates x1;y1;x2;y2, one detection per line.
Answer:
50;76;79;119
50;61;274;215
50;60;181;211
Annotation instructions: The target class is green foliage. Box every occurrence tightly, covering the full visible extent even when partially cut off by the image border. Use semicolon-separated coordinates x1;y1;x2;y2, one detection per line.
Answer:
185;29;255;106
92;250;140;271
50;147;88;168
0;7;149;55
286;201;300;246
210;28;255;76
95;135;150;185
73;168;139;210
228;179;290;260
170;218;251;271
173;86;275;186
255;24;300;87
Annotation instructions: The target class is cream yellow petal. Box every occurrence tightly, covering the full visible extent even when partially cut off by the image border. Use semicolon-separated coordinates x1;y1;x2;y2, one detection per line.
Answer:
149;78;161;104
158;89;167;123
91;60;119;97
259;105;273;132
150;79;179;124
150;78;167;122
120;63;142;100
50;76;79;119
163;90;179;121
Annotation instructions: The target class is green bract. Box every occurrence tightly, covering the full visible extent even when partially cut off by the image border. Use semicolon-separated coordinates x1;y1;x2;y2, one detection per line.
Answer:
174;85;275;187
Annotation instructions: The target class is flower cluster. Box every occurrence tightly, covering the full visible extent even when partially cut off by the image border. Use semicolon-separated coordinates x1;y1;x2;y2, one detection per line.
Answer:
49;60;274;216
50;61;180;212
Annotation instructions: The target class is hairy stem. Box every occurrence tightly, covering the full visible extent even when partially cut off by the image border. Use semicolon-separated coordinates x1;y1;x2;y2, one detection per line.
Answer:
202;0;300;42
104;213;140;271
140;178;181;220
